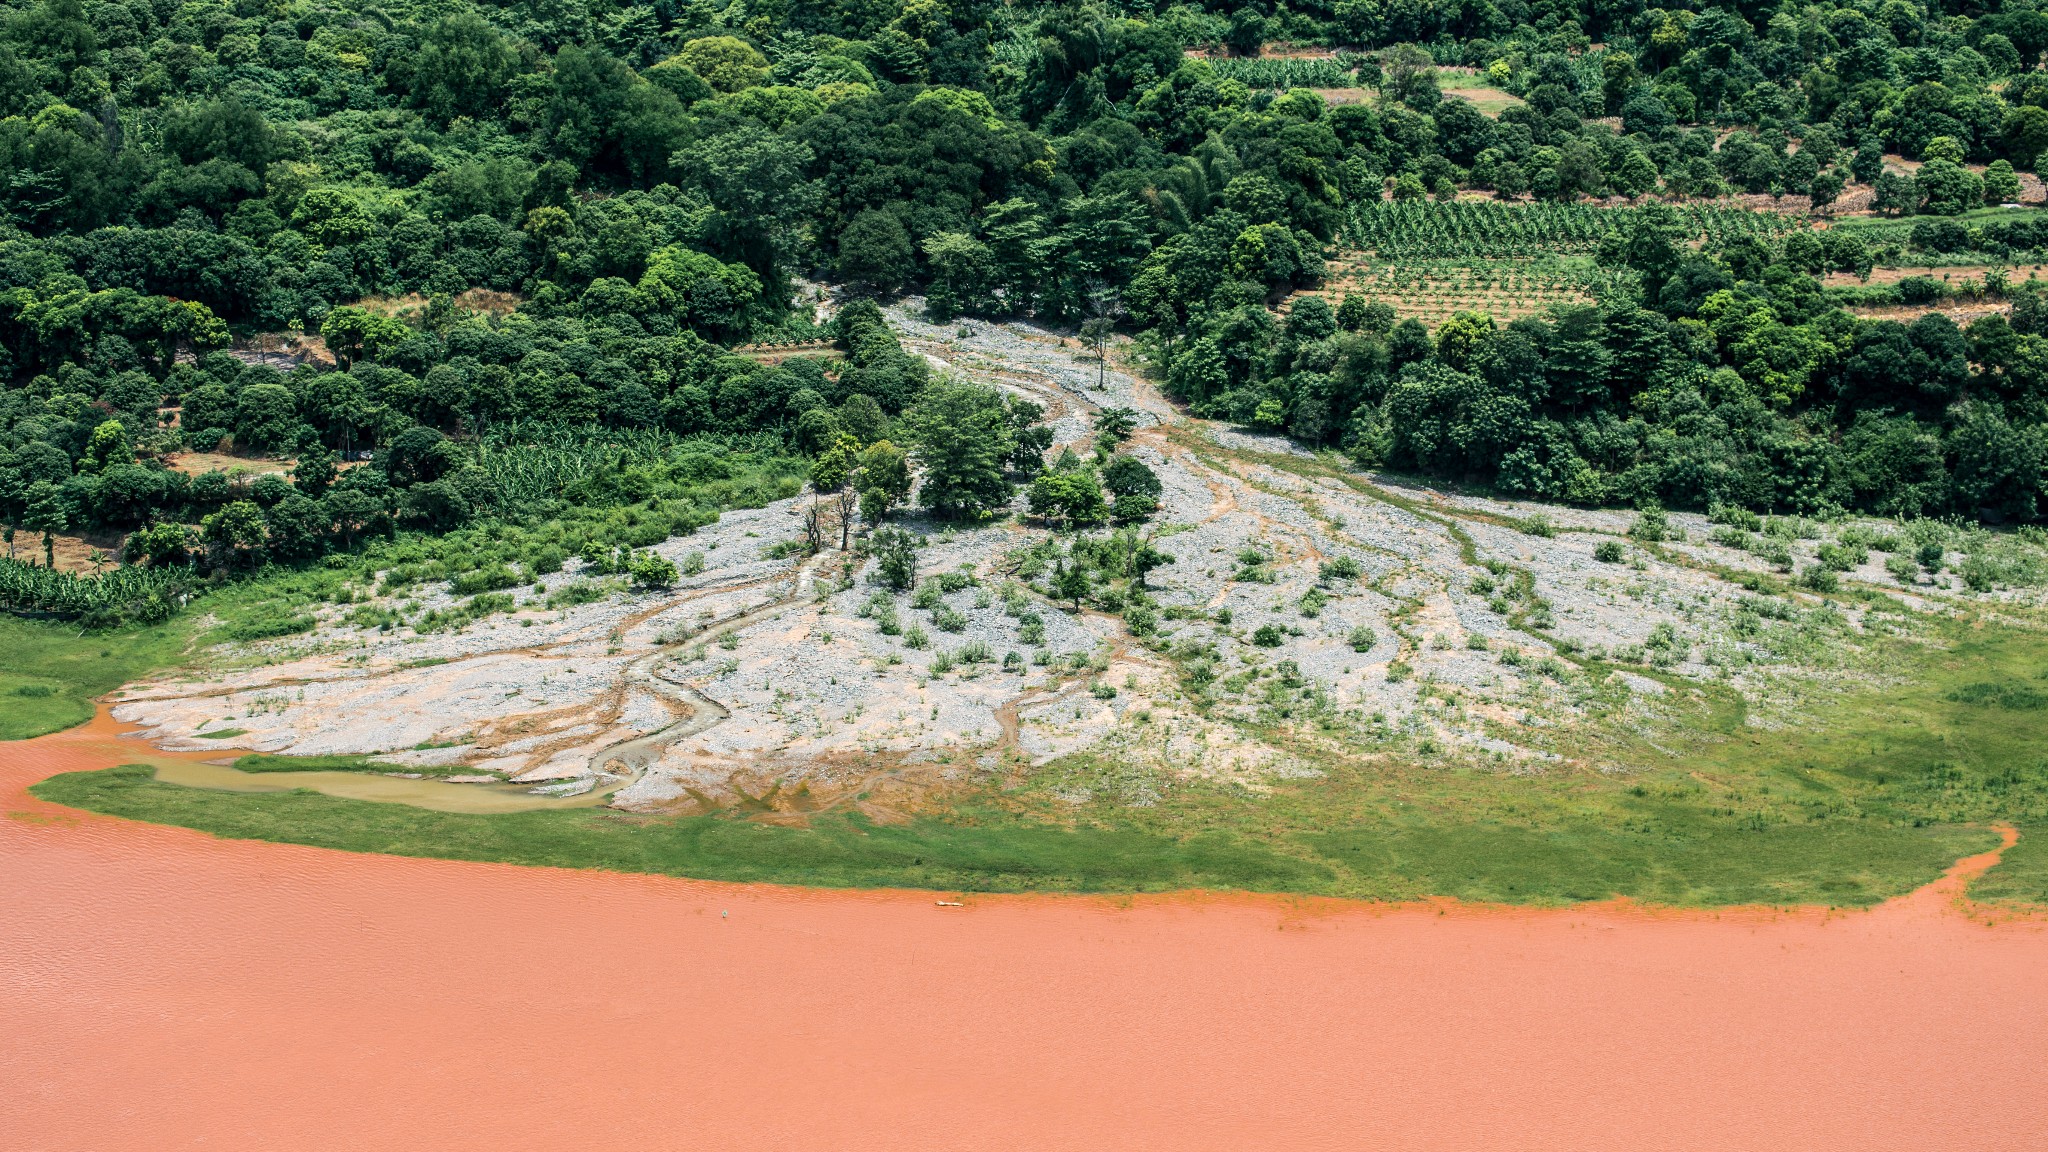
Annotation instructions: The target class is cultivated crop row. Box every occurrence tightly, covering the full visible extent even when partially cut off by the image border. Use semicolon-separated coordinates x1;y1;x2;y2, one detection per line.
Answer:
0;557;190;619
1341;200;1797;260
1204;57;1355;88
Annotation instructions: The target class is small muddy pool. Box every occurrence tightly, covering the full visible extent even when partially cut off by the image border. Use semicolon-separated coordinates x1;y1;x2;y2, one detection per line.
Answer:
143;756;629;813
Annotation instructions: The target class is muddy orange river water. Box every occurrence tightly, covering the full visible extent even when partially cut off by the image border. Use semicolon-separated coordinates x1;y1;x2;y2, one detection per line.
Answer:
5;714;2047;1151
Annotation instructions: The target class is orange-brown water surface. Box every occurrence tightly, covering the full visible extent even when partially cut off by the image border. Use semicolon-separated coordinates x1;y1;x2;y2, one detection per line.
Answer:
5;713;2047;1151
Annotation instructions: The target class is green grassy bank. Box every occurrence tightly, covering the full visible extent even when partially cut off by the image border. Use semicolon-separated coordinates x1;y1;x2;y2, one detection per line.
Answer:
0;615;196;740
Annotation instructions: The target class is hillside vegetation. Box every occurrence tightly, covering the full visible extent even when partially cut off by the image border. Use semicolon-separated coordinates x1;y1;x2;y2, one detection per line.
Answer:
10;0;2048;905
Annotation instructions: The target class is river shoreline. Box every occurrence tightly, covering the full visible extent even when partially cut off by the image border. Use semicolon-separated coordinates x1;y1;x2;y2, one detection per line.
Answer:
9;706;2048;1150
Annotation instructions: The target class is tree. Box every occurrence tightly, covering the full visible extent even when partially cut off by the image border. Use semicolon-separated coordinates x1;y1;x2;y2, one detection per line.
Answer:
869;527;919;591
674;127;816;273
1225;7;1268;56
857;440;912;524
1051;558;1091;609
125;522;193;567
264;493;326;562
293;445;337;498
794;408;841;455
407;14;518;122
321;307;410;370
1872;171;1919;216
1102;455;1162;522
903;381;1016;519
1080;317;1116;389
1809;169;1845;213
233;383;302;454
80;420;129;473
837;210;915;295
1093;407;1139;456
1611;151;1660;199
922;232;992;317
202;500;268;570
1915;159;1983;216
1027;470;1107;528
381;427;459;487
811;433;861;549
1984;160;2022;205
1006;398;1054;472
839;394;889;444
676;36;769;92
23;481;67;568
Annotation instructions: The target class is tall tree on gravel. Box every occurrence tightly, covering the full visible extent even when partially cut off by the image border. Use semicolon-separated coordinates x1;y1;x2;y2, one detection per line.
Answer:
903;381;1019;520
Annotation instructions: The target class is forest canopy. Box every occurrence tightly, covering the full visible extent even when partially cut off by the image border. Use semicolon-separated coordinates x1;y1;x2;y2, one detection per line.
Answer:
7;0;2048;622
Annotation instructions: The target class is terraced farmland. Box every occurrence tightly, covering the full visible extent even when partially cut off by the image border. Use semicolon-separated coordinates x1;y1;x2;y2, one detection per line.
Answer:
1342;199;1799;260
1309;257;1628;323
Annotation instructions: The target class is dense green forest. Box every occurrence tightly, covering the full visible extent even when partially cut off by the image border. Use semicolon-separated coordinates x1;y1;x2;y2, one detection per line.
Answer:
8;0;2048;625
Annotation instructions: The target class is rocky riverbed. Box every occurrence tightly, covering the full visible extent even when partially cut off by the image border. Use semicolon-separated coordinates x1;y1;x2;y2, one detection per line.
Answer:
108;305;2048;819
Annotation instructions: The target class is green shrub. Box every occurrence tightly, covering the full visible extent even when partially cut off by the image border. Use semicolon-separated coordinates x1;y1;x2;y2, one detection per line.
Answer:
1960;555;1997;592
1815;542;1867;572
1252;624;1284;647
1348;626;1376;652
1709;504;1763;531
1629;506;1669;542
1755;540;1794;570
448;565;520;594
467;592;515;617
1799;565;1840;593
1123;603;1157;635
933;605;967;632
629;552;680;589
1594;540;1626;563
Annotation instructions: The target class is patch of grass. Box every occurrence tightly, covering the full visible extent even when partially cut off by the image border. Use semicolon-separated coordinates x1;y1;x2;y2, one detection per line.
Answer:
194;728;248;739
30;767;1332;896
225;612;317;641
1304;822;1975;906
1971;823;2048;904
1946;681;2048;710
231;753;388;773
0;614;196;740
